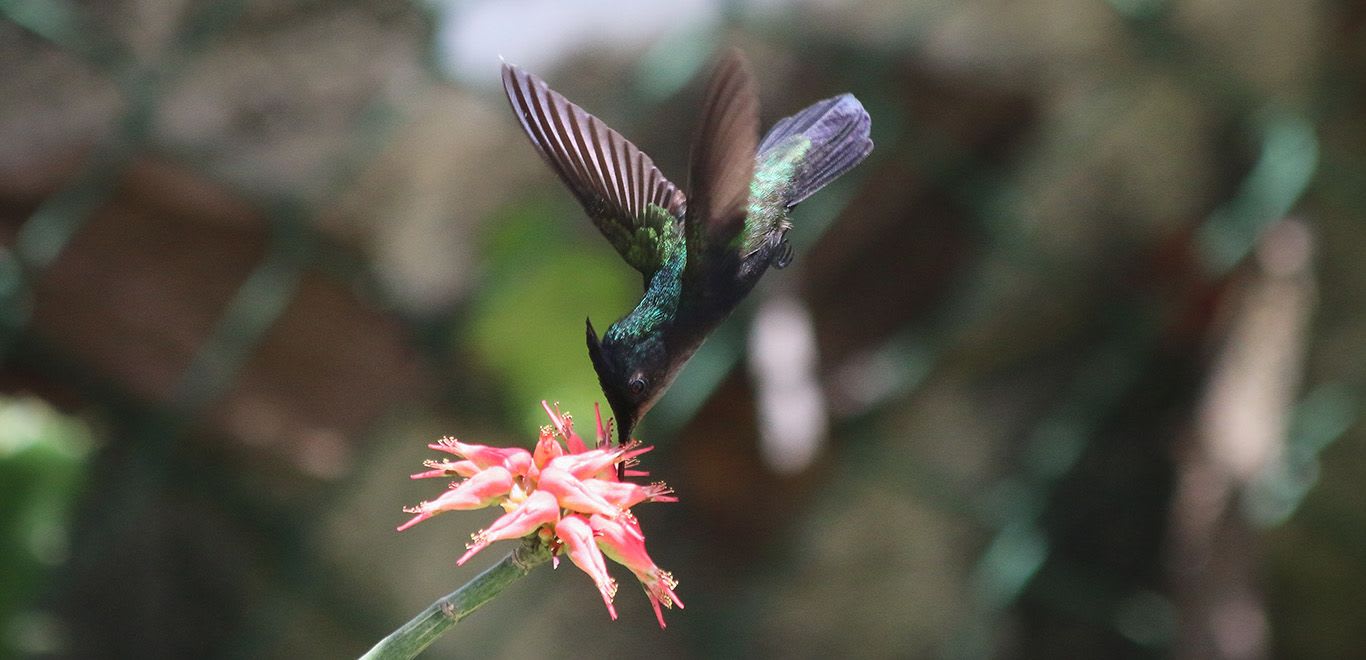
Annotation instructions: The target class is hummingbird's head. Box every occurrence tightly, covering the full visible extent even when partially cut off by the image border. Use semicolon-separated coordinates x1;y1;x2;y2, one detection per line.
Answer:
585;317;671;445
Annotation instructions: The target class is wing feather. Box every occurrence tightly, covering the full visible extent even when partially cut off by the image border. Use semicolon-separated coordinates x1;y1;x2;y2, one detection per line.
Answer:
685;49;760;271
757;93;873;207
502;63;684;276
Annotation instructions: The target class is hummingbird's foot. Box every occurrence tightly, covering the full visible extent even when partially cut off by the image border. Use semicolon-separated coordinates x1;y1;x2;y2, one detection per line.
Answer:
772;238;795;269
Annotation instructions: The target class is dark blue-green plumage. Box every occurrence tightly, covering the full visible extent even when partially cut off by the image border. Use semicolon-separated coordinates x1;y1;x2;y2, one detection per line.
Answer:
502;50;872;445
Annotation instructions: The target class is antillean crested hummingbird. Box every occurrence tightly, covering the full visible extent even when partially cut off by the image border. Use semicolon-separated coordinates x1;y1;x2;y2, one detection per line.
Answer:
502;49;872;448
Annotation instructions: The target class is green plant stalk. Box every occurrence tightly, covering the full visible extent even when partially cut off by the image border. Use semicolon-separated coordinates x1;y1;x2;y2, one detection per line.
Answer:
360;537;552;660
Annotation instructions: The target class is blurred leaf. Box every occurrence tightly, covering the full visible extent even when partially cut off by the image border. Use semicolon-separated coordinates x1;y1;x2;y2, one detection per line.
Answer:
0;396;92;657
1198;112;1318;274
467;199;638;431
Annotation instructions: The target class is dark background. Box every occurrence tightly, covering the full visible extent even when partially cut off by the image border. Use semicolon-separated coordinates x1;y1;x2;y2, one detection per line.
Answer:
2;0;1364;658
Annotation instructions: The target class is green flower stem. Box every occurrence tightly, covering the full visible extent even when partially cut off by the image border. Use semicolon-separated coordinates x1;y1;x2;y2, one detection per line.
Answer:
361;537;552;660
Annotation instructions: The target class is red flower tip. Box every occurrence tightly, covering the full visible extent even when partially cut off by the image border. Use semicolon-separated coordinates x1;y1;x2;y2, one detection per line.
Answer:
593;403;612;449
395;510;431;532
533;426;564;470
542;400;588;454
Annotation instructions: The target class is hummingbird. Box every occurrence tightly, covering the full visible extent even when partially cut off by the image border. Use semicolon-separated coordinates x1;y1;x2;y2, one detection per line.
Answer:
501;49;872;447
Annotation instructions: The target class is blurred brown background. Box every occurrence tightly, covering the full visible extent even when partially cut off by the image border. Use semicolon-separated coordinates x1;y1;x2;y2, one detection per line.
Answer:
2;0;1364;658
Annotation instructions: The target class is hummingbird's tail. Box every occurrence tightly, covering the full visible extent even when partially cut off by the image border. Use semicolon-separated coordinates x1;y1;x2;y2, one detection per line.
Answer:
758;93;873;207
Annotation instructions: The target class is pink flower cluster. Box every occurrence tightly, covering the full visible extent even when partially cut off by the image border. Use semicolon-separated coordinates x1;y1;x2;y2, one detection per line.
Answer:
399;402;683;627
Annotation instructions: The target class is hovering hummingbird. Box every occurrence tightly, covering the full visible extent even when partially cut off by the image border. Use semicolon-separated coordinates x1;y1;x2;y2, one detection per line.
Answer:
502;49;872;447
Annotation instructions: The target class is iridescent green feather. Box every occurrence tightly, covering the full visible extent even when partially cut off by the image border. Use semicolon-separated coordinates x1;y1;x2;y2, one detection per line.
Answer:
589;202;681;278
742;137;810;254
604;204;686;343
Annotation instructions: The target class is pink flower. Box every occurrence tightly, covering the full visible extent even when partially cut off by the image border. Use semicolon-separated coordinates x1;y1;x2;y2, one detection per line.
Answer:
584;479;677;509
555;514;617;619
591;513;685;628
537;466;622;517
399;402;683;627
428;437;533;475
396;466;515;531
457;490;561;565
409;458;481;480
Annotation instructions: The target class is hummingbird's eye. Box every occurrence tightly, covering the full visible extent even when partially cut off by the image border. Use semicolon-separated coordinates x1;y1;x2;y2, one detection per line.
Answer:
628;377;648;396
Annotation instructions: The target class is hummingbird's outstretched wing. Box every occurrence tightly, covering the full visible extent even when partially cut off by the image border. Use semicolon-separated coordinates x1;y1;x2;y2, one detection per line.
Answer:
503;63;686;278
684;49;759;281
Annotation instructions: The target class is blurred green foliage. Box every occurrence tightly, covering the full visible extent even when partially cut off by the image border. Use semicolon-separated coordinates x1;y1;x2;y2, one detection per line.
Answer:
468;198;639;431
0;397;90;658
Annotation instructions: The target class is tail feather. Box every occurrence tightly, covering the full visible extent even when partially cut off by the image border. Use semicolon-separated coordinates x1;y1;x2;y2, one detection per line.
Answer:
758;93;873;207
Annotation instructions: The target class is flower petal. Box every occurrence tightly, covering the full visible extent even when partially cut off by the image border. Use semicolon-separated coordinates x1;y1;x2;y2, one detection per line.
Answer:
394;510;434;532
410;459;480;480
548;445;650;481
537;467;621;517
533;426;564;470
643;587;669;629
430;437;533;474
583;479;677;509
542;401;588;454
457;490;561;565
555;514;618;620
397;466;516;531
591;513;683;627
593;403;612;449
426;466;515;510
